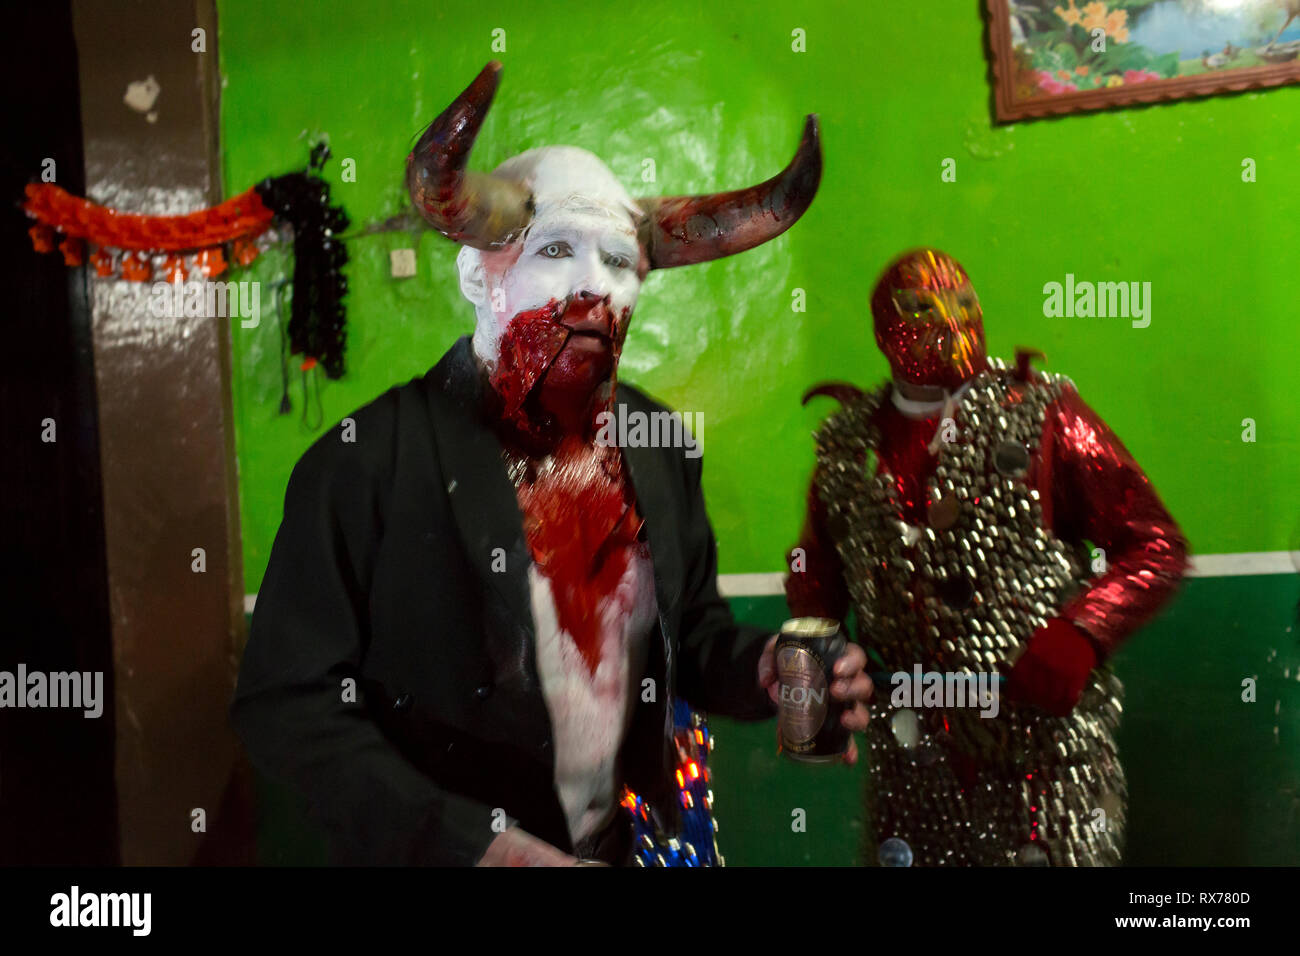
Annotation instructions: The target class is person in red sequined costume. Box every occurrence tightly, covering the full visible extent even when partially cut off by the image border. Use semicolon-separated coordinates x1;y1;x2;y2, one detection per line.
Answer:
786;248;1189;865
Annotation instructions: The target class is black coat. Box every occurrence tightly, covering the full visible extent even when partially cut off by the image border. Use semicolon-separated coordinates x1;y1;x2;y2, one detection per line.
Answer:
231;336;775;865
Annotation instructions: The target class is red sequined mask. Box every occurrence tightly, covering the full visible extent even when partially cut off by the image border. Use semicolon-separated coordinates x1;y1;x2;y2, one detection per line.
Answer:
871;249;988;390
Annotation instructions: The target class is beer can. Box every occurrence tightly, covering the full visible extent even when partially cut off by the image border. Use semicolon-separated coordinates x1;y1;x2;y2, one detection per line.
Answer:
775;618;851;762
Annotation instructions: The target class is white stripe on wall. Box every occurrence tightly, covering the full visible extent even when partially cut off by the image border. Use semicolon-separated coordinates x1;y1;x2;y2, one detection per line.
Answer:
1184;551;1297;577
717;573;787;597
243;551;1298;612
712;552;1299;597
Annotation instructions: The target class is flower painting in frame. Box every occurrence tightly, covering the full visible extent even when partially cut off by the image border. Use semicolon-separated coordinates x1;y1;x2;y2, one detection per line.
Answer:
988;0;1300;120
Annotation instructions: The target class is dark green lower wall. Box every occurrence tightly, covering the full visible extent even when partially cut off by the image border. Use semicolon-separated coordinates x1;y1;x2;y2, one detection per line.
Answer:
244;574;1300;866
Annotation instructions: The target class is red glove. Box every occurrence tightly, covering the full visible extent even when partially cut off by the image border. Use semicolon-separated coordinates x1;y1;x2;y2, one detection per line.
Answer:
1005;618;1097;716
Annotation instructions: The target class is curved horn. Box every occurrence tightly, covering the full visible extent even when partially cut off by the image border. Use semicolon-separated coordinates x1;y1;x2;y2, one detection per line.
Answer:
637;114;821;269
801;381;865;408
406;61;533;249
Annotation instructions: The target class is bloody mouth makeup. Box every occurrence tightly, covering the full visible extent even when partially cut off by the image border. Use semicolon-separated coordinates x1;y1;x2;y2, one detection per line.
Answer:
487;293;631;448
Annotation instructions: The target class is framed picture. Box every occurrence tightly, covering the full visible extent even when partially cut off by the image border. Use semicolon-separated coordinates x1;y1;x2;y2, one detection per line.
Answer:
987;0;1300;121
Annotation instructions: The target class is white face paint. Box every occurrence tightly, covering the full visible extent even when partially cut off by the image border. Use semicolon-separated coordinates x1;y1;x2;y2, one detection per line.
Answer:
456;146;645;367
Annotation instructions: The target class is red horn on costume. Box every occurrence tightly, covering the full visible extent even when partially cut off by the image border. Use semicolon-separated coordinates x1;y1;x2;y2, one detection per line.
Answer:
637;115;822;269
406;61;534;249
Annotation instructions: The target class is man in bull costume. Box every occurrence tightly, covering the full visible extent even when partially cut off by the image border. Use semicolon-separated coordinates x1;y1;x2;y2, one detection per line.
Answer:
232;62;873;866
785;248;1188;866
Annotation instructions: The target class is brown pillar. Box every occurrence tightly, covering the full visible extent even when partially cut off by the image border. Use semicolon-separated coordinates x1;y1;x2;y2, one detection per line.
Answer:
71;0;247;865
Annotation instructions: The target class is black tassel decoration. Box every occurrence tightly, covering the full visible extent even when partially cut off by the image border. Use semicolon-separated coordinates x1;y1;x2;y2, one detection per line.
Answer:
254;143;350;380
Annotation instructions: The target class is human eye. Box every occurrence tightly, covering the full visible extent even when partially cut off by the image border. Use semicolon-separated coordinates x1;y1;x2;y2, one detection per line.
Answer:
603;251;633;270
536;241;572;259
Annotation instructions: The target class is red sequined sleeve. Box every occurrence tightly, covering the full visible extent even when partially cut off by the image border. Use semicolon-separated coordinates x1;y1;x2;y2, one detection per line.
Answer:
784;472;852;621
1043;383;1189;660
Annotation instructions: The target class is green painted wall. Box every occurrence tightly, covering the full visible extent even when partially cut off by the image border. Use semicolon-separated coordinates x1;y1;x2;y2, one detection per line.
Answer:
219;0;1300;592
218;1;1300;865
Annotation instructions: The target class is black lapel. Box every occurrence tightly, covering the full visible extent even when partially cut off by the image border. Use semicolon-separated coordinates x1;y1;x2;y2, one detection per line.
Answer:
423;338;535;643
617;397;680;804
619;395;683;624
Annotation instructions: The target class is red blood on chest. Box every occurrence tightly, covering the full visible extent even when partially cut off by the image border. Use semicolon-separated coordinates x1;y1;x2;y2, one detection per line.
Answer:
514;436;644;678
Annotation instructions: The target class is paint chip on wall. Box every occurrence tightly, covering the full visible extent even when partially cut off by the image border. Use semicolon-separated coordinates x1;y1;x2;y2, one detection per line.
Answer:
124;75;161;121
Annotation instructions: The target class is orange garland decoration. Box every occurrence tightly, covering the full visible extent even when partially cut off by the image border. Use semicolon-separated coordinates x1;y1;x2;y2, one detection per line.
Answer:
29;224;55;253
59;237;84;267
92;248;114;277
22;182;274;252
162;254;186;283
195;247;227;278
231;236;260;267
20;156;352;387
121;251;152;282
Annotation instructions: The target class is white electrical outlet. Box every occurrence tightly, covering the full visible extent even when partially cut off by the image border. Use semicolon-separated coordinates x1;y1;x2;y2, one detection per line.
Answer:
390;249;417;278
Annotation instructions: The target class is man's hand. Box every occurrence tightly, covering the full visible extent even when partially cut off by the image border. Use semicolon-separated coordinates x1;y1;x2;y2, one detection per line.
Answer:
476;826;579;866
1005;618;1097;716
758;634;873;765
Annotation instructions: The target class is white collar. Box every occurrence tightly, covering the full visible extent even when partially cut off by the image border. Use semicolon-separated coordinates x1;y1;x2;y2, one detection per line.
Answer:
890;378;974;419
